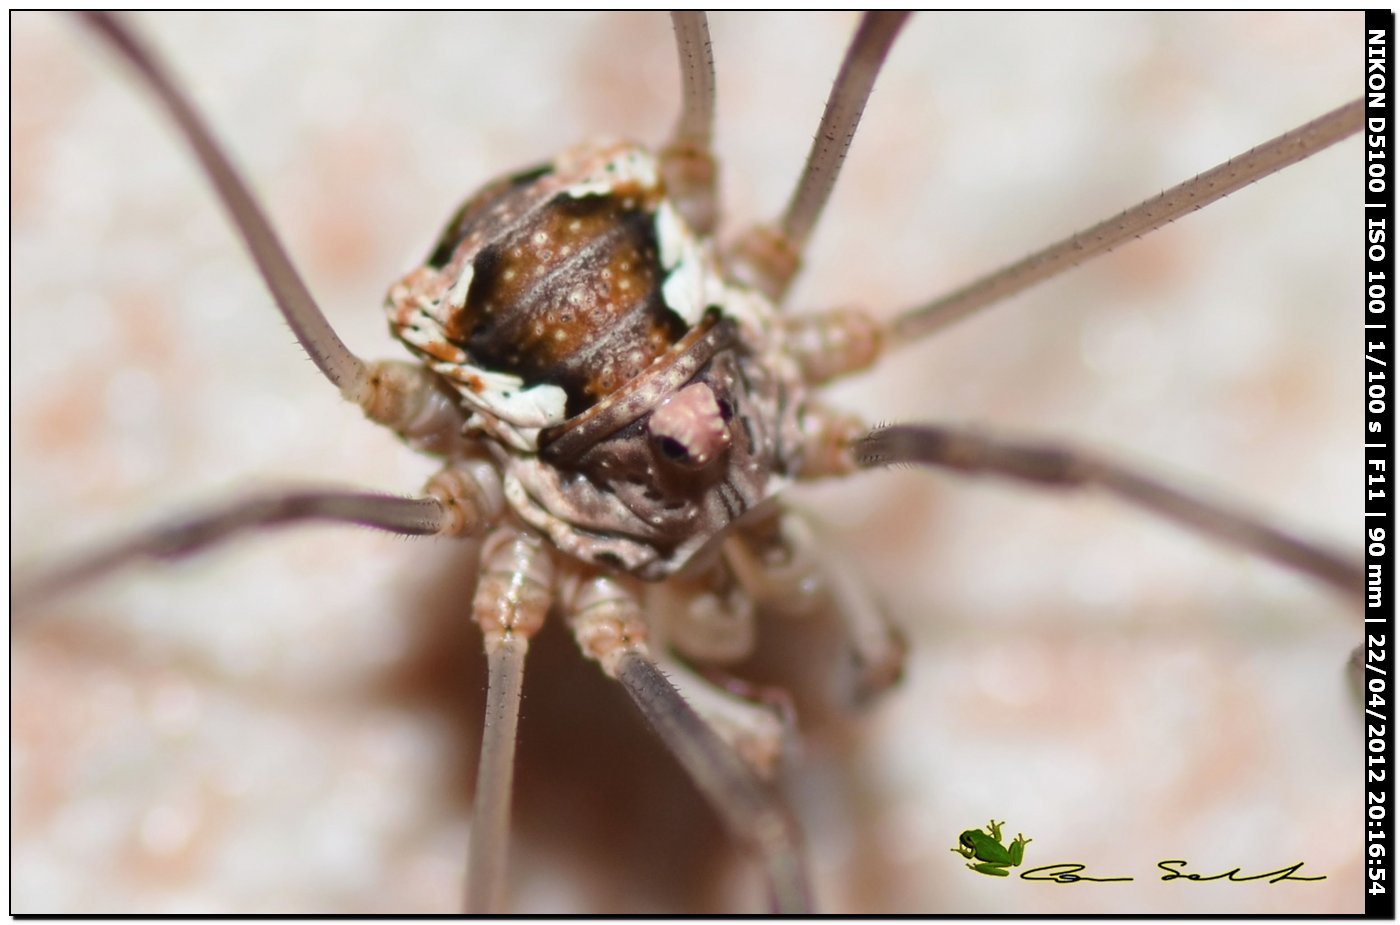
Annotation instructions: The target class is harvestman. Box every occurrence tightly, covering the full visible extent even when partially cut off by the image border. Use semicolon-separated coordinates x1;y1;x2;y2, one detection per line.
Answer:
10;10;1366;912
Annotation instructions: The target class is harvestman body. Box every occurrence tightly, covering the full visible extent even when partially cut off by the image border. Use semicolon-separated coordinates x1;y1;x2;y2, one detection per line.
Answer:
12;12;1365;913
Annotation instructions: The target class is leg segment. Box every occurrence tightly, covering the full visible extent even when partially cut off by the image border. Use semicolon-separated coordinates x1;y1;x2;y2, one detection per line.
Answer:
886;99;1364;346
729;13;910;301
14;460;504;613
614;652;811;913
77;12;370;400
358;360;474;458
779;306;884;386
775;103;1365;388
661;12;718;235
855;422;1365;604
654;652;788;779
15;489;442;613
562;572;812;913
464;528;553;914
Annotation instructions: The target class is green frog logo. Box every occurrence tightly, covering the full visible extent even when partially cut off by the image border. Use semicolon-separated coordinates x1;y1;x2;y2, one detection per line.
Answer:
952;819;1032;877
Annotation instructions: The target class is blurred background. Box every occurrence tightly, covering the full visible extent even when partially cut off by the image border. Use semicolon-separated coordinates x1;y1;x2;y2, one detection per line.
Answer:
12;12;1362;913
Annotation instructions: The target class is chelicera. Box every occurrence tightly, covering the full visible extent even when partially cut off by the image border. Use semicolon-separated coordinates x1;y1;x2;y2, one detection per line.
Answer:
10;12;1360;906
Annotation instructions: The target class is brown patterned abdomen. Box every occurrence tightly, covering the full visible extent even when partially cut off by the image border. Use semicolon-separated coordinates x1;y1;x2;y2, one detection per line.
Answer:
452;193;685;415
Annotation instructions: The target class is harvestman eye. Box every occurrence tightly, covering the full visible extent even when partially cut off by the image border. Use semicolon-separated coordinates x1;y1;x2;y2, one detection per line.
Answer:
11;12;1365;914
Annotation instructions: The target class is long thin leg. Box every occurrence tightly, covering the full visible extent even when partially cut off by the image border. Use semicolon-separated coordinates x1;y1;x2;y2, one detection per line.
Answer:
465;529;553;914
660;12;718;234
887;98;1364;346
667;12;715;150
729;12;910;301
855;422;1365;604
563;573;811;913
13;461;503;612
469;644;526;912
13;489;443;612
77;12;370;401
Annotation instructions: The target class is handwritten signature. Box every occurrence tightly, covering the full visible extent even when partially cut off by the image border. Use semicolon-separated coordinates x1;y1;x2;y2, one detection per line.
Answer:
1018;861;1326;884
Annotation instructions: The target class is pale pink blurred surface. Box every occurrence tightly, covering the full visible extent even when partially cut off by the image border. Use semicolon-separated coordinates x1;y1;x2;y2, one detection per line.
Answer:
11;12;1363;913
